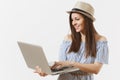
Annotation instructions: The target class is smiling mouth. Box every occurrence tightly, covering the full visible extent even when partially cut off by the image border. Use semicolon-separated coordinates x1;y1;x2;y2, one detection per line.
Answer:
75;26;79;29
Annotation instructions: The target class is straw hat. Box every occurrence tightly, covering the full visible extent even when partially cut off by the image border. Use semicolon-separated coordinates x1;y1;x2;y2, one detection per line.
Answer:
67;1;95;21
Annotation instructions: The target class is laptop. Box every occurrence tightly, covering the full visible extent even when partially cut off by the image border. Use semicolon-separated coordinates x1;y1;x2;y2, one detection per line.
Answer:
17;41;79;75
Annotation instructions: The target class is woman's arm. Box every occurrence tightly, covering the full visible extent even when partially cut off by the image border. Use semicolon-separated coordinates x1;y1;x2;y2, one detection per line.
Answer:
71;62;103;74
52;61;103;74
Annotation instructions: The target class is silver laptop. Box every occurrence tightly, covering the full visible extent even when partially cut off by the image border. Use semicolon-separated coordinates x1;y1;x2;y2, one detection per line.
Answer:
17;41;79;75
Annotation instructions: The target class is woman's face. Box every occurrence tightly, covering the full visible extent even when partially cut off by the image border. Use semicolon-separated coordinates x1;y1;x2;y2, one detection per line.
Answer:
71;13;85;32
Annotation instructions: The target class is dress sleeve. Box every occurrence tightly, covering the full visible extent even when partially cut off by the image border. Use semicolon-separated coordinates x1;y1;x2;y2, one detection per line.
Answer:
95;41;109;64
59;41;70;61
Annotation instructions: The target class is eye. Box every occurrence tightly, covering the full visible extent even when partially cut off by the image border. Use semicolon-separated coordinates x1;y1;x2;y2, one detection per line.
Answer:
75;18;80;20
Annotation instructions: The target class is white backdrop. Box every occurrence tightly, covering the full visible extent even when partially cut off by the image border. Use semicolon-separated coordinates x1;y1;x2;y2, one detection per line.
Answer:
0;0;119;80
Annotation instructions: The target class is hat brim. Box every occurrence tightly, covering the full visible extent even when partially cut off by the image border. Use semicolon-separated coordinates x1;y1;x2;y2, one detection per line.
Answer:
67;11;95;21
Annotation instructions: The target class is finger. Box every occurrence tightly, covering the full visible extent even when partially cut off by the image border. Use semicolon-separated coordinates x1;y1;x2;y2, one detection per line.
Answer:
51;64;61;69
43;74;47;77
35;66;40;69
35;66;40;71
51;65;57;69
51;63;58;69
52;64;63;70
56;65;63;69
51;61;61;68
34;66;42;73
38;72;47;77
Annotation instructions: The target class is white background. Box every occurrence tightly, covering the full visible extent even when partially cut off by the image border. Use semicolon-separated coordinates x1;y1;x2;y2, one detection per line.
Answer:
0;0;119;80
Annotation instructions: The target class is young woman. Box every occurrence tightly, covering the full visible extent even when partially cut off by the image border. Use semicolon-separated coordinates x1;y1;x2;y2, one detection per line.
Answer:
34;1;109;80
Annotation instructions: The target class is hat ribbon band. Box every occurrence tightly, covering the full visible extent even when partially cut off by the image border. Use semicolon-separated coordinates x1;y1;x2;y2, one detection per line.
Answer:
72;8;92;16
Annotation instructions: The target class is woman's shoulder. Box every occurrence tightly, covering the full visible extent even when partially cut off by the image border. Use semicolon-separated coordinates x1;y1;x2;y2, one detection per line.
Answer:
64;34;72;41
96;34;107;42
63;34;107;42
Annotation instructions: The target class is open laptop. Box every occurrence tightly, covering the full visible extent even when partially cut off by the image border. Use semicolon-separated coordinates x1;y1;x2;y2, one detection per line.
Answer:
17;41;79;75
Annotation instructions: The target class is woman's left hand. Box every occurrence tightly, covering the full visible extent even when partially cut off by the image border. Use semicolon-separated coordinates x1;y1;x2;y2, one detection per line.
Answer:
51;61;70;70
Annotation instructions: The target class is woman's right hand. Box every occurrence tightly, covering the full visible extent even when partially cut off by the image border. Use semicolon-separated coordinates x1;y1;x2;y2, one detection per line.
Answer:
34;66;48;77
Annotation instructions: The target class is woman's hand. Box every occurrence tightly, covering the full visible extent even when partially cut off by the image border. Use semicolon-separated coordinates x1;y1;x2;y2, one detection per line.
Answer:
51;61;72;69
34;66;48;77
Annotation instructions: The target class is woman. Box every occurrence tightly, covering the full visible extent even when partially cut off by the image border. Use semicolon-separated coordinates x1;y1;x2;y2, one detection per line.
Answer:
34;1;109;80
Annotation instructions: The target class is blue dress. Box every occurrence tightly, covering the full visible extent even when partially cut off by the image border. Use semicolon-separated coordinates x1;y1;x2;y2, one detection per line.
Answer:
58;40;109;80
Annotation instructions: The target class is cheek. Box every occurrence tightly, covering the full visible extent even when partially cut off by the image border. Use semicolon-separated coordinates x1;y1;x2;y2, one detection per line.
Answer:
79;23;85;31
79;22;83;27
79;20;84;27
81;24;85;29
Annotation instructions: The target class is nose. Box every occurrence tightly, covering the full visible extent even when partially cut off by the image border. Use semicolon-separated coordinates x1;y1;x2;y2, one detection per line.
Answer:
72;20;77;26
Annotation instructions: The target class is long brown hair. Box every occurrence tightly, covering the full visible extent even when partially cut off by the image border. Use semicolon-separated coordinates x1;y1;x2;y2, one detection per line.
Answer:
68;12;98;58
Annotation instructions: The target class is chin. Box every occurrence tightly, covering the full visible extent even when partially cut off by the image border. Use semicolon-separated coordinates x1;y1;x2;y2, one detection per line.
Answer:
76;30;81;32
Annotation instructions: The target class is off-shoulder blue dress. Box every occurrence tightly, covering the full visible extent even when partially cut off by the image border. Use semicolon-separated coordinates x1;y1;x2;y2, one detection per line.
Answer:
57;40;109;80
